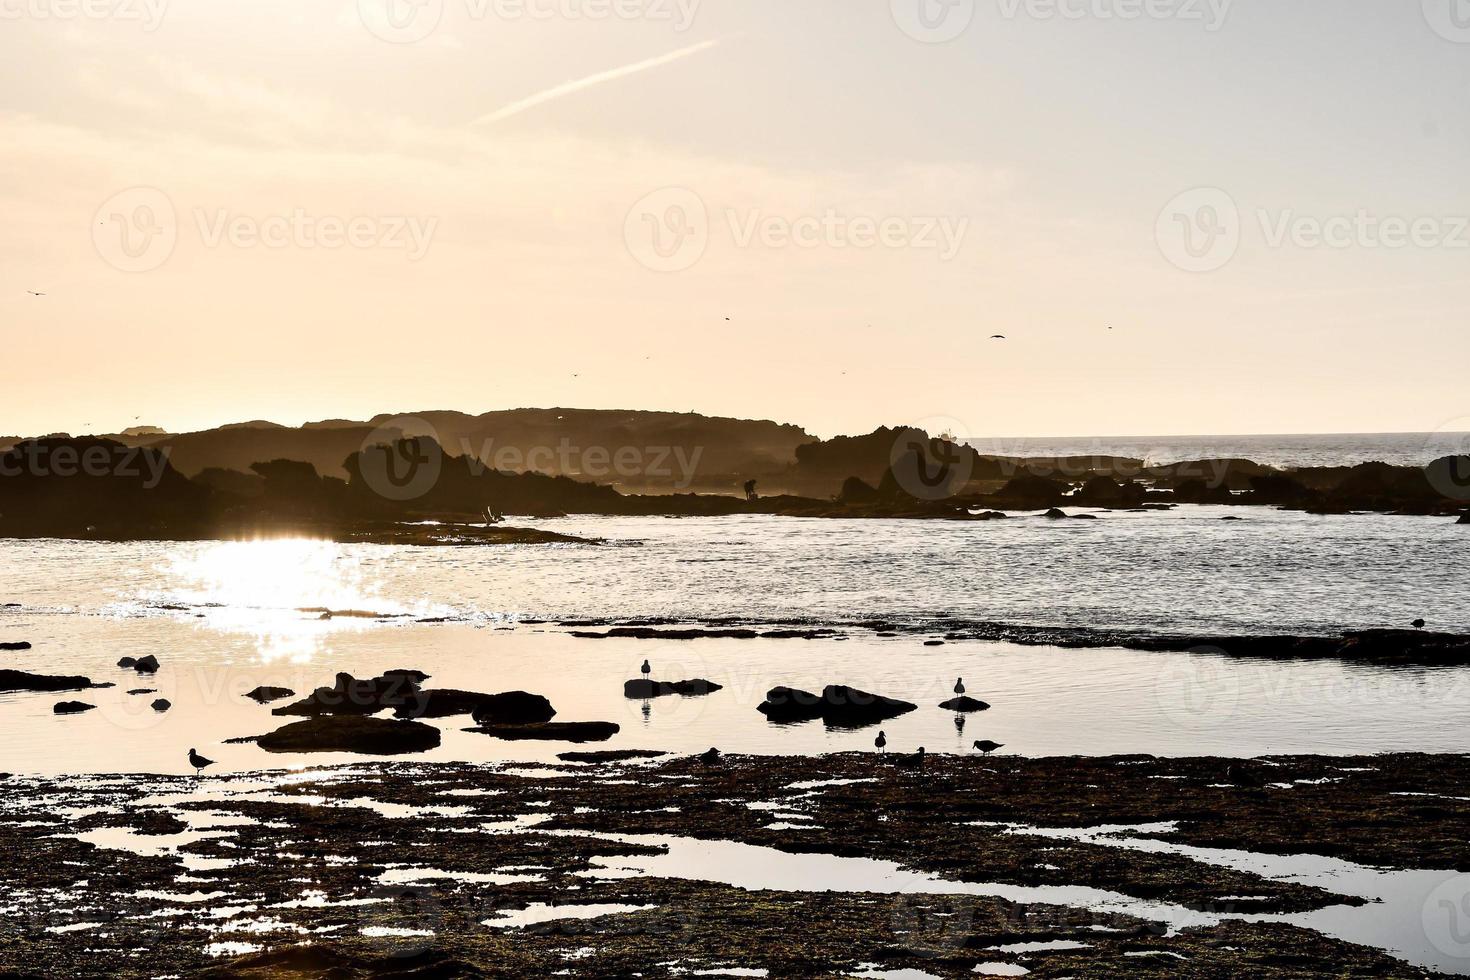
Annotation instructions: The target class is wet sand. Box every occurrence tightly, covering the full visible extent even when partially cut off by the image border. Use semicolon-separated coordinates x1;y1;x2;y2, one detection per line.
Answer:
2;752;1466;978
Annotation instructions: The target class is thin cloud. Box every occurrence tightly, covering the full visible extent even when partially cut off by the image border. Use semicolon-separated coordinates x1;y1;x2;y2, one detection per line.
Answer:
471;39;721;127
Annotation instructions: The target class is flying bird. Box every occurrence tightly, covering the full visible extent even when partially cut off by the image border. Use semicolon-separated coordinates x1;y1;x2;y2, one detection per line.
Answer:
27;291;45;297
188;748;214;776
989;335;1006;340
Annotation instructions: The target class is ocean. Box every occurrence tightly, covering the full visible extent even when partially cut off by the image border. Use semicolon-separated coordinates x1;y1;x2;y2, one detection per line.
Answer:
963;431;1470;468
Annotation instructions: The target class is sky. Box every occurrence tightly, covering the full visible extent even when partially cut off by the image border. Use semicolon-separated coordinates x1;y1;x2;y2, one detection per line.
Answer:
2;0;1469;440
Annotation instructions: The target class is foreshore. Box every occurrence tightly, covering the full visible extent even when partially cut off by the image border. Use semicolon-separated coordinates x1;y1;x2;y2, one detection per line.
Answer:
2;752;1465;978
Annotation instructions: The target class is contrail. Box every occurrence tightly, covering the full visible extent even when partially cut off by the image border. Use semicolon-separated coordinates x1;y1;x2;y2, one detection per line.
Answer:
471;39;721;127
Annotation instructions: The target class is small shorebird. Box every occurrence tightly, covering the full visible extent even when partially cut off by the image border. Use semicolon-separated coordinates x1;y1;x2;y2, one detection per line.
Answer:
972;740;1004;756
874;730;887;754
953;677;965;697
188;748;214;776
641;659;651;678
1412;619;1426;629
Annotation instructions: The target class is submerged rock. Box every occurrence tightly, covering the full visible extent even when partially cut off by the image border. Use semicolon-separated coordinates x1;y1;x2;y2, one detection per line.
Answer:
939;696;991;712
274;670;430;717
558;749;668;763
0;670;110;694
127;688;157;695
244;686;296;704
622;678;723;699
467;721;619;743
255;716;441;755
758;685;917;727
465;691;557;726
53;701;95;715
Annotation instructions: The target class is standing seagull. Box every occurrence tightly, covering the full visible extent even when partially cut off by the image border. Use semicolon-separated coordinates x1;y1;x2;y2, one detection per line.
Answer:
188;748;214;776
953;677;965;697
973;740;1004;756
874;730;887;754
641;659;651;678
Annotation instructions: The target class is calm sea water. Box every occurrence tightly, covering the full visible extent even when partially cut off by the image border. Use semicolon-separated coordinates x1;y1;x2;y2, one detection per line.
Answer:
0;509;1466;774
965;431;1470;468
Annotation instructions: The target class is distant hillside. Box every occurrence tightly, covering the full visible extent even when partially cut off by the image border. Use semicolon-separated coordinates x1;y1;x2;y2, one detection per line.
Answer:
95;409;812;494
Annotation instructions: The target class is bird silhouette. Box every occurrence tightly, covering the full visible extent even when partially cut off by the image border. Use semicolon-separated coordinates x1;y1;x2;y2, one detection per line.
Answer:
990;334;1006;339
188;748;214;775
953;677;965;696
892;746;926;769
1412;618;1426;629
27;291;45;297
972;740;1004;756
641;659;651;677
874;730;887;754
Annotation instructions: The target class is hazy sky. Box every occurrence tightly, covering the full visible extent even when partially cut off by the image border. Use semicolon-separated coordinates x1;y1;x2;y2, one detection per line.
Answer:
3;0;1469;439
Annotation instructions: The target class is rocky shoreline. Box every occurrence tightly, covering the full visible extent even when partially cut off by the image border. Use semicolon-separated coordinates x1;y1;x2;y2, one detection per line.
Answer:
0;752;1465;978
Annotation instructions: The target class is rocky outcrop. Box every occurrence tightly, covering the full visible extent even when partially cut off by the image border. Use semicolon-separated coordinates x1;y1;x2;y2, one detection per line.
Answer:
939;696;990;712
0;670;110;693
53;701;95;714
0;641;31;651
623;678;723;698
466;692;557;725
757;685;917;727
466;721;619;742
273;670;430;717
255;716;441;755
244;686;296;704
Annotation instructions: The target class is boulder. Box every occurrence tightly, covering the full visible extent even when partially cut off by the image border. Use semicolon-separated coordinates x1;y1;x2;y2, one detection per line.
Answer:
133;655;160;673
467;721;619;743
622;678;723;699
0;670;109;694
0;642;31;651
758;685;917;727
117;657;136;668
466;691;557;726
939;696;991;712
244;686;296;704
53;701;95;715
273;670;429;717
1043;508;1068;519
255;716;441;755
151;699;171;712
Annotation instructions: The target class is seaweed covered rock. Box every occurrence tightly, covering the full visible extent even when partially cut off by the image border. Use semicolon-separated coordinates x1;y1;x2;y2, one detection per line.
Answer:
273;670;429;717
939;695;990;712
244;686;296;704
466;691;557;726
53;701;95;715
623;678;723;699
758;685;917;727
0;670;110;694
255;716;441;755
467;721;618;742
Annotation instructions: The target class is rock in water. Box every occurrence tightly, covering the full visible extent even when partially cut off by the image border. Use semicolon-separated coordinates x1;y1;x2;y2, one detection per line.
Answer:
939;696;991;712
244;686;296;704
132;655;160;673
467;721;619;743
117;657;137;669
53;701;95;715
0;670;110;693
466;691;557;726
1044;508;1068;519
622;678;724;699
273;671;429;717
758;685;917;727
255;717;441;755
151;698;171;712
0;641;31;651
